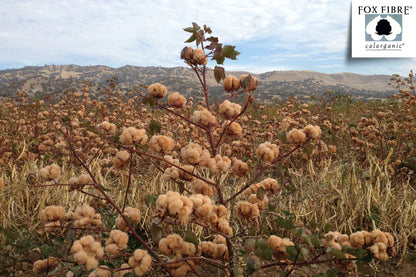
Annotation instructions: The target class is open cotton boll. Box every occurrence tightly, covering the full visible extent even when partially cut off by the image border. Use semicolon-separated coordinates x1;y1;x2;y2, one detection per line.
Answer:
120;127;148;145
303;124;322;139
168;92;187;108
148;135;175;153
115;207;141;232
192;109;217;127
219;100;242;120
287;128;307;144
38;164;61;181
226;122;243;136
256;142;279;164
223;75;240;92
128;249;152;276
148;83;167;99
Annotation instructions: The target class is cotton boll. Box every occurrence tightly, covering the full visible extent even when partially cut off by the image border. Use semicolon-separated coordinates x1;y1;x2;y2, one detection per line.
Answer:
223;75;240;92
148;83;167;99
168;92;187;108
226;122;242;136
287;129;307;144
303;124;321;139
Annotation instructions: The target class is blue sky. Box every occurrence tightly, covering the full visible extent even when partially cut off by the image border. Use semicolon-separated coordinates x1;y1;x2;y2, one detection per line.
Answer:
0;0;414;75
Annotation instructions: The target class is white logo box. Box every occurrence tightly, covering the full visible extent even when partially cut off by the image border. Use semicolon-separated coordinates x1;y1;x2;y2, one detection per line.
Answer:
351;0;416;58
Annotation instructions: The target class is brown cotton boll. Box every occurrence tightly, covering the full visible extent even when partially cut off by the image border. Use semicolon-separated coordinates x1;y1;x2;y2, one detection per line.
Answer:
120;127;148;146
199;149;211;166
98;121;116;136
385;233;394;248
370;242;388;261
163;167;180;181
192;48;205;64
232;159;250;177
148;83;167;99
192;109;216;127
149;135;175;153
194;179;214;196
168;197;184;215
181;46;193;60
268;235;282;250
163;155;180;168
180;142;203;165
158;238;169;254
88;266;111;277
168;92;187;108
303;125;322;139
73;250;88;265
179;165;194;181
197;204;213;217
323;120;332;129
71;241;83;253
287;128;307;144
219;100;242;120
181;242;196;257
156;194;169;209
350;232;365;248
371;229;388;245
223;75;240;92
39;164;61;181
226;122;242;136
111;230;129;249
44;221;61;232
105;243;120;255
85;257;99;270
178;206;192;223
80;235;95;246
189;195;203;208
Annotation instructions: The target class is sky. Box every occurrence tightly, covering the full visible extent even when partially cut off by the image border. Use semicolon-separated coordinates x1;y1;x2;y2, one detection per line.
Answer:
0;0;414;75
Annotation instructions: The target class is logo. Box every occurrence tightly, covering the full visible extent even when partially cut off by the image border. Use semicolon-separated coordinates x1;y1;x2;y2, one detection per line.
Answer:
351;0;416;58
365;15;402;41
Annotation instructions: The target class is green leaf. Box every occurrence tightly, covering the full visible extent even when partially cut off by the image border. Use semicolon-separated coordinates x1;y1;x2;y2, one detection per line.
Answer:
221;45;240;60
149;119;161;136
310;235;323;248
328;248;346;259
303;144;314;155
183;27;194;33
185;33;196;43
184;230;199;251
150;224;163;244
177;181;185;194
145;194;158;206
344;246;368;260
254;239;273;260
245;255;260;274
256;186;266;201
405;254;416;266
214;66;225;83
286;245;298;261
0;228;18;241
275;216;295;230
40;244;53;258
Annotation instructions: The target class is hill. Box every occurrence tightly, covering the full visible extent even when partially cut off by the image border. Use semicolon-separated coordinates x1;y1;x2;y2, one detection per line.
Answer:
0;65;396;102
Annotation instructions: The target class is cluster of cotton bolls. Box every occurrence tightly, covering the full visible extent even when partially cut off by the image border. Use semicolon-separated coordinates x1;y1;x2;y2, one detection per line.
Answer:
73;203;103;228
181;46;207;66
231;158;250;177
236;201;260;221
155;191;193;223
200;235;228;260
322;229;394;261
112;150;130;168
32;257;59;274
119;127;148;146
115;207;141;232
207;154;231;174
70;235;104;270
38;164;61;181
192;109;217;127
256;142;280;164
287;124;321;145
68;174;95;190
245;178;280;196
168;92;187;108
159;234;196;258
39;205;68;233
97;120;116;136
268;235;295;259
180;142;210;166
219;100;242;120
162;155;195;182
148;83;168;99
128;249;152;276
105;230;129;255
148;135;175;154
